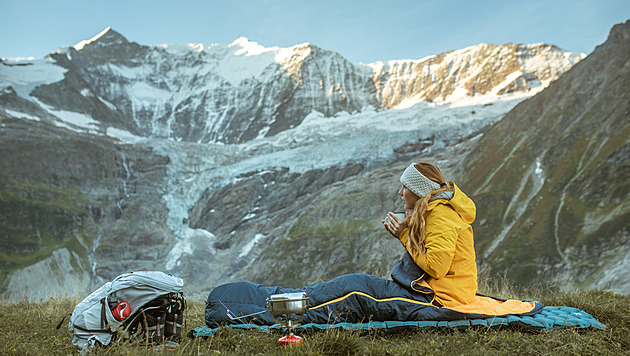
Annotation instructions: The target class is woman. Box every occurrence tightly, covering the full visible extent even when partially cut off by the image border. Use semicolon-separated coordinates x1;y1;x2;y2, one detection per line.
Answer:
204;162;478;327
382;162;477;307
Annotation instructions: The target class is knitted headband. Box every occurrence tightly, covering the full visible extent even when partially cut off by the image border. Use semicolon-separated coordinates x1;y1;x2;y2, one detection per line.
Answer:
399;163;442;198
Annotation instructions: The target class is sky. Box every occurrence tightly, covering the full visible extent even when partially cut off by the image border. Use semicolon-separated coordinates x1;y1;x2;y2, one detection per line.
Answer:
1;0;628;63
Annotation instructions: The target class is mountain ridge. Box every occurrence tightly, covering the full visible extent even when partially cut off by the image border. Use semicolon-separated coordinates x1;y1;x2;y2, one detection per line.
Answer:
33;27;583;144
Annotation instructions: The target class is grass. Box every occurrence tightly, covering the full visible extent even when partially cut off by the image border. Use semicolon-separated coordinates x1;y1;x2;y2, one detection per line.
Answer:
0;281;628;356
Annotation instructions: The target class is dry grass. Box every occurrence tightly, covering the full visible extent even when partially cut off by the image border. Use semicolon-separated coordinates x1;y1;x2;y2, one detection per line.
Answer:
1;282;628;355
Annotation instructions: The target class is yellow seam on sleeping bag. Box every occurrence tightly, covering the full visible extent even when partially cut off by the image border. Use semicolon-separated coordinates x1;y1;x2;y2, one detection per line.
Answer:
309;291;435;310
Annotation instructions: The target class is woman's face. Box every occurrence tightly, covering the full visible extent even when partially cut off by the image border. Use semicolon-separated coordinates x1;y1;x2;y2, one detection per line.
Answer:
398;185;420;210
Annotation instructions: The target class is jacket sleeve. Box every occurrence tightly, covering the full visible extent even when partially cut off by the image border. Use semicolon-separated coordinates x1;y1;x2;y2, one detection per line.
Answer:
398;208;458;279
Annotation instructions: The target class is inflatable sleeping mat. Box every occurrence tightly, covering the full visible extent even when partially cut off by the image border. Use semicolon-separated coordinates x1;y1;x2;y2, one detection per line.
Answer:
197;255;606;337
190;305;605;338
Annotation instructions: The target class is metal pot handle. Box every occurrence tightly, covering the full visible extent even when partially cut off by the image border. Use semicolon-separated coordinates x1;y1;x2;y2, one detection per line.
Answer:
226;308;268;321
220;300;268;321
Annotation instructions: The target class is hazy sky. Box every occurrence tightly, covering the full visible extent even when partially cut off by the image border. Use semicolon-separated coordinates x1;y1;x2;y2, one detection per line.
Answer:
1;0;628;63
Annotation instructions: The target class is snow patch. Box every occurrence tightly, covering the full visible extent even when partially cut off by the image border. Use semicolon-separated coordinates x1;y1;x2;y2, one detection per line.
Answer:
99;97;118;111
447;87;470;101
242;212;257;221
534;158;545;184
490;70;523;96
5;109;40;121
0;58;66;99
49;108;99;131
29;98;101;134
106;127;144;143
239;233;266;258
392;96;425;110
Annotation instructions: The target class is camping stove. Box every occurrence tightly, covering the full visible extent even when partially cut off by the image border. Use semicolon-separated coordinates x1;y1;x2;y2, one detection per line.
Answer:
225;292;309;346
267;292;309;346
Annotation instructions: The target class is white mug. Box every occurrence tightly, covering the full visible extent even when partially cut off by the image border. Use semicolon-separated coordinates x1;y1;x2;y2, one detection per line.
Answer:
384;212;406;225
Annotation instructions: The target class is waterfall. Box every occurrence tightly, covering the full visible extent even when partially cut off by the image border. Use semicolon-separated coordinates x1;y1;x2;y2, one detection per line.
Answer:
117;152;131;212
88;231;103;280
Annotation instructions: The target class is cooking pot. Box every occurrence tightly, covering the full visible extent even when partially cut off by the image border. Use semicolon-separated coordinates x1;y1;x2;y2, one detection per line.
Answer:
225;292;309;322
267;292;309;318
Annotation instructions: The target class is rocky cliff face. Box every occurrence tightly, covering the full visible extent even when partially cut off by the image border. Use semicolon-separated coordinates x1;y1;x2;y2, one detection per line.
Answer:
457;20;630;294
0;113;172;299
1;25;605;300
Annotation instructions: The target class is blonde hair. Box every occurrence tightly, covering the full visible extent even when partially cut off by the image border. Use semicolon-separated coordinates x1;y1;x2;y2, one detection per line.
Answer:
405;163;452;254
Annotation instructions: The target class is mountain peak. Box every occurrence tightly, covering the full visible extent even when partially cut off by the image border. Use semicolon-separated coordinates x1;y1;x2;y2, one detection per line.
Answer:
73;27;129;50
229;36;276;56
229;36;253;47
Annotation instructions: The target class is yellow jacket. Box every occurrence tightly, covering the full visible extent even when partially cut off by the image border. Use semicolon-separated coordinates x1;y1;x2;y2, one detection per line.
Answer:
398;183;477;307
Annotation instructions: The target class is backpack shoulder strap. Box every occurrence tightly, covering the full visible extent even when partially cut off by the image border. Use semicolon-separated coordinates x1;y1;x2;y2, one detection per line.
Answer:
55;312;72;330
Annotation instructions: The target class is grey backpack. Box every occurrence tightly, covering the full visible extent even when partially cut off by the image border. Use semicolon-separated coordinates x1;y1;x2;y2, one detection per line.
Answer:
58;271;185;350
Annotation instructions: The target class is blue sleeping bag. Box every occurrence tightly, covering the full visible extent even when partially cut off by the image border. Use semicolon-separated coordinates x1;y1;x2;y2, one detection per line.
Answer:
205;252;543;327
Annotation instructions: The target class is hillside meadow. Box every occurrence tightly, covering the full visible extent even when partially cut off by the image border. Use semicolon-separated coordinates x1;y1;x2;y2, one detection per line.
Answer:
1;277;628;355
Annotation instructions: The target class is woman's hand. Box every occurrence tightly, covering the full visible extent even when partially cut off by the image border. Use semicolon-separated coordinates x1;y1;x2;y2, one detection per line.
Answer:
382;212;408;238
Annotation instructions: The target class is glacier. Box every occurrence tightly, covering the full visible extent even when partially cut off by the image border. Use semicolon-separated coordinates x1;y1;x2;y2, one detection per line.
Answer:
148;91;544;270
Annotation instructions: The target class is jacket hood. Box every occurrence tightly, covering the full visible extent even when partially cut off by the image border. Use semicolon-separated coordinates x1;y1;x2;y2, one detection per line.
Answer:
429;182;476;224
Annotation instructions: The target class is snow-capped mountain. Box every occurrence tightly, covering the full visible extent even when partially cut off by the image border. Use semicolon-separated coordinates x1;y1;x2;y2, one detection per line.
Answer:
6;27;583;145
2;26;609;300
